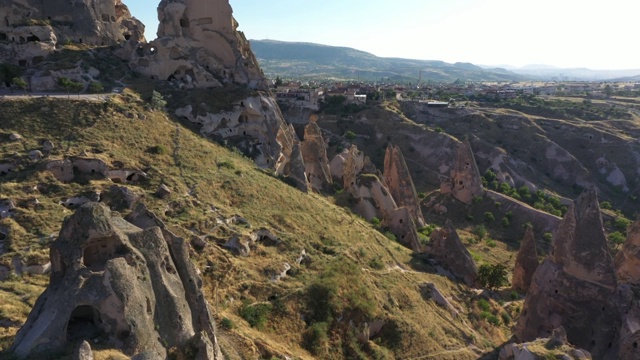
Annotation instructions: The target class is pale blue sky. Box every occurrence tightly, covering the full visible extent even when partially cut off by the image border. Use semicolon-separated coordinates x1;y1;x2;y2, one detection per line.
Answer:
128;0;640;70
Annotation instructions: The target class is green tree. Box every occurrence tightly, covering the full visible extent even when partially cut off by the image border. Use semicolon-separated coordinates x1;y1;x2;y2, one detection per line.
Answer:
57;77;81;98
274;76;283;87
12;77;27;95
88;81;104;94
150;90;167;110
604;84;613;98
477;263;508;291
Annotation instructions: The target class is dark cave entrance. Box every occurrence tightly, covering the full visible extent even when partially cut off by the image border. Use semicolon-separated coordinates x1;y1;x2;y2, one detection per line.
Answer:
66;305;105;342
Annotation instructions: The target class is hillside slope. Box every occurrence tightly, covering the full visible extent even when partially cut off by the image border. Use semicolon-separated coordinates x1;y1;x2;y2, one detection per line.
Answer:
0;94;520;359
250;40;524;82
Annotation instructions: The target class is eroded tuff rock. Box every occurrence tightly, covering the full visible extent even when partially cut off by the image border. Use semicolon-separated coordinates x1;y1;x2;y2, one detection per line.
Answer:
176;95;308;191
515;189;619;359
383;145;426;228
300;122;332;192
10;203;222;359
616;220;640;284
511;226;539;293
129;0;263;88
428;220;477;286
46;157;146;184
442;140;484;204
0;0;144;67
349;173;421;251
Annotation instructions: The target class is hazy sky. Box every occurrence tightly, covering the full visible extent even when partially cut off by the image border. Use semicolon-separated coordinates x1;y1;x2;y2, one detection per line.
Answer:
128;0;639;70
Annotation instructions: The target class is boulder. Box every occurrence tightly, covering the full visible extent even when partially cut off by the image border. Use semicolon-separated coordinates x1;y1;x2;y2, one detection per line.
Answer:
100;185;139;211
28;150;43;160
155;184;172;199
511;226;539;293
0;198;16;219
428;220;478;286
42;140;55;152
10;203;222;359
73;340;93;360
9;133;22;141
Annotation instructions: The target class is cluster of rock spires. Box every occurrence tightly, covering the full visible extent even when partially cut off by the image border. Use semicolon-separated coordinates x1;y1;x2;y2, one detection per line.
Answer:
10;202;222;359
512;188;640;360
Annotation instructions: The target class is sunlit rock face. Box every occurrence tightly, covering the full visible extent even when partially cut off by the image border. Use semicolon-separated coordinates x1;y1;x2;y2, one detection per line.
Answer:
0;0;144;67
129;0;264;89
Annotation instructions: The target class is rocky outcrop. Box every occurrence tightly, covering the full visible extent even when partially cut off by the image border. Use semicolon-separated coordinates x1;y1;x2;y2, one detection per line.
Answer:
515;189;619;359
383;145;426;228
499;327;592;360
511;226;539;293
176;95;308;191
10;203;222;359
300;122;332;192
46;157;146;184
428;221;477;286
129;0;263;88
0;0;144;67
616;220;640;284
443;140;484;204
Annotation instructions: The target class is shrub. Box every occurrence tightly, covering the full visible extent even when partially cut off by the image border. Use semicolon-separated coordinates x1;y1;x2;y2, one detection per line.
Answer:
477;263;508;291
542;232;553;242
434;127;444;133
480;311;500;326
600;201;612;210
239;301;272;329
609;231;626;246
384;231;397;242
219;317;234;330
369;257;385;270
88;81;104;93
474;224;487;239
150;90;167;110
501;217;510;228
484;212;495;222
477;298;490;312
370;217;381;227
486;239;497;248
147;145;168;155
614;217;632;233
344;130;356;140
303;322;329;356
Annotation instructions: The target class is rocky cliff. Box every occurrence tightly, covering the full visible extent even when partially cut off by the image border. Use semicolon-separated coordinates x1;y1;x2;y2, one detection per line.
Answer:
0;0;144;67
10;203;222;359
383;145;426;228
129;0;263;88
511;226;539;293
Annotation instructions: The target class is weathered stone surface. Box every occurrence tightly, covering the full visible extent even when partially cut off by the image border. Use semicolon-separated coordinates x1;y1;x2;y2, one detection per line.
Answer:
129;0;262;89
100;185;139;211
446;140;483;204
383;145;425;228
512;226;539;293
28;150;43;160
42;140;55;152
0;0;144;67
73;340;93;360
616;220;640;284
300;122;332;192
9;133;22;141
515;189;619;359
10;203;223;359
178;95;308;191
155;184;172;199
428;221;477;286
420;282;458;317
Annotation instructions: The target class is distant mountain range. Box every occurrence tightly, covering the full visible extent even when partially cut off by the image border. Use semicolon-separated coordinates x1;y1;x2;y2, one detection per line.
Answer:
249;40;523;82
250;40;640;82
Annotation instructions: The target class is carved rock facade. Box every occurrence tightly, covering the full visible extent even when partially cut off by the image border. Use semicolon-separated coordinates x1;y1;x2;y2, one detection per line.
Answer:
10;203;222;359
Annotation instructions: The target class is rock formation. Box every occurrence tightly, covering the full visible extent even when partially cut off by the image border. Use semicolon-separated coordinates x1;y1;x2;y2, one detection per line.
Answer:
428;220;477;286
515;189;619;359
10;203;222;359
511;226;539;293
129;0;263;88
300;122;332;192
615;220;640;284
175;95;309;192
0;0;144;68
383;145;426;228
443;140;484;204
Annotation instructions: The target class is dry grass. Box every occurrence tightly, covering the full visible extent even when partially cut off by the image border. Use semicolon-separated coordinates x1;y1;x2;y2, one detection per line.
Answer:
0;96;518;358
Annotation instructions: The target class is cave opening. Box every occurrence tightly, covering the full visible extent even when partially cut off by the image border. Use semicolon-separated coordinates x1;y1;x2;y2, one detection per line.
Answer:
66;305;105;342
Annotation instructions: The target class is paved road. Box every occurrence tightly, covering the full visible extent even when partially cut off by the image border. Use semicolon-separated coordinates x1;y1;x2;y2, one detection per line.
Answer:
0;92;115;102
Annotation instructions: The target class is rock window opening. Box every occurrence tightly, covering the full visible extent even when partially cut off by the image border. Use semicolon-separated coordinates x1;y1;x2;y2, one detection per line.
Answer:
124;34;131;41
633;342;637;348
66;305;105;342
82;236;128;270
0;33;6;41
